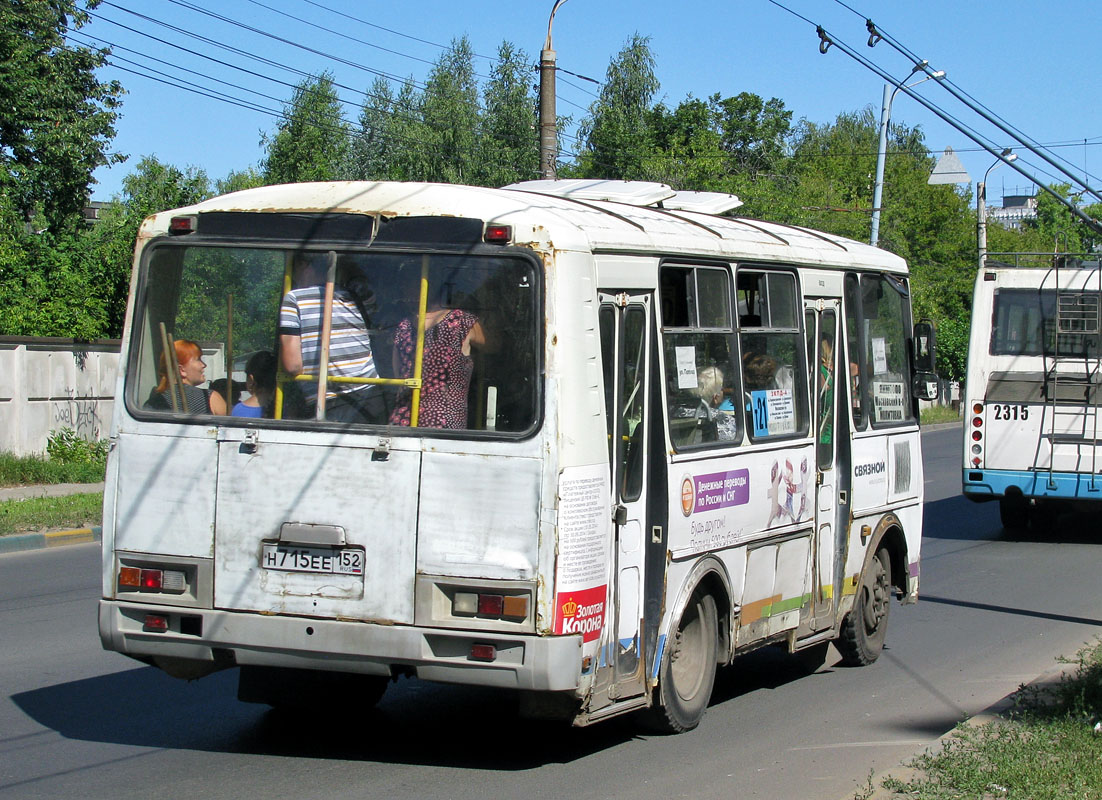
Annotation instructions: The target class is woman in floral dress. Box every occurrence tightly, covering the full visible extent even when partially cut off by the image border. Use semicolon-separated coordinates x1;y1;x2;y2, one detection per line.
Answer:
389;305;488;429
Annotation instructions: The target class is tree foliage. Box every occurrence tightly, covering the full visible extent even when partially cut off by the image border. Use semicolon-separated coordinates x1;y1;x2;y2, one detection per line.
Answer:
0;0;124;233
263;72;348;184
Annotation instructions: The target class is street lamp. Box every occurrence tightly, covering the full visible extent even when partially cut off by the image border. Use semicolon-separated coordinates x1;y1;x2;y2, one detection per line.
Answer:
869;64;946;247
978;148;1017;270
539;0;570;180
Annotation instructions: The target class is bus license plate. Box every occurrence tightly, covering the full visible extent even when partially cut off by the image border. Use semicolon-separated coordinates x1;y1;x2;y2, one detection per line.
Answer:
261;544;365;575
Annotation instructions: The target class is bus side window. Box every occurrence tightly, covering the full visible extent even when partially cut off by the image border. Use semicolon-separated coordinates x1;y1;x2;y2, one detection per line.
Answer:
660;265;740;450
860;274;914;427
737;269;809;441
844;273;866;430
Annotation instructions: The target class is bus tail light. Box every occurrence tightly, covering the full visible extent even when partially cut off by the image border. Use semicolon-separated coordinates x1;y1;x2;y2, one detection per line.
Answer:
169;215;197;235
484;224;512;243
970;403;984;466
119;566;187;594
469;643;496;661
453;591;529;620
143;614;169;633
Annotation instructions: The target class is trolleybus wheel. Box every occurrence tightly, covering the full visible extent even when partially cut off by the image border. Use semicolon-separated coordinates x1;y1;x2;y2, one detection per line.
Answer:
999;495;1028;532
647;590;718;733
837;546;891;666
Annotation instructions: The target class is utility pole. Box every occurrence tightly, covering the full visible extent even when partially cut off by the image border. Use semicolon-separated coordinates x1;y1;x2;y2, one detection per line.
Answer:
539;1;569;180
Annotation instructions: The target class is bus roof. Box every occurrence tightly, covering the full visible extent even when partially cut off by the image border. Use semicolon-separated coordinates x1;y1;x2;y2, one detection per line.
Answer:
143;181;908;274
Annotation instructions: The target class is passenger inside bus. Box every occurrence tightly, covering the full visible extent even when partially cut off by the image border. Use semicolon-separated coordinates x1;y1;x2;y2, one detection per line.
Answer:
278;253;386;424
389;282;492;429
144;339;227;415
232;350;277;418
691;366;738;443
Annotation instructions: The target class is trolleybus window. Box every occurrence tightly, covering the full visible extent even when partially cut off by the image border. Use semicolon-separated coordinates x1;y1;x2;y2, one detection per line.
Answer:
990;288;1101;357
129;244;539;434
660;265;740;448
736;269;809;441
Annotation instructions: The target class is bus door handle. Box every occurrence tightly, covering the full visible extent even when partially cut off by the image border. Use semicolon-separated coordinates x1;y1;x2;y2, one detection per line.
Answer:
839;490;848;505
612;504;628;526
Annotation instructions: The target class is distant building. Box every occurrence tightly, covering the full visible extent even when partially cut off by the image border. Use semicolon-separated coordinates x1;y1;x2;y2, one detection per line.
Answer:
988;193;1037;230
83;200;109;224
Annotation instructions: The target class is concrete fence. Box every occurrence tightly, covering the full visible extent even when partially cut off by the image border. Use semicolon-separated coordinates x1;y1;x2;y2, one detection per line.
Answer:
0;337;120;456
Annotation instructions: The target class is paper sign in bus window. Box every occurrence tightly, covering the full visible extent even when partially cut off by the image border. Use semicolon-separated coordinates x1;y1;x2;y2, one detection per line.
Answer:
872;380;906;423
872;337;888;374
750;388;796;436
675;346;698;389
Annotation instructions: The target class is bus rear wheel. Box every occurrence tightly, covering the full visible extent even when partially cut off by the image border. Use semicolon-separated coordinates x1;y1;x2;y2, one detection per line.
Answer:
646;590;718;733
837;546;891;666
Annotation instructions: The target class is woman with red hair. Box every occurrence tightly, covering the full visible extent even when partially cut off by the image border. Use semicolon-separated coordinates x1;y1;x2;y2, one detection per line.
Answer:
147;339;227;415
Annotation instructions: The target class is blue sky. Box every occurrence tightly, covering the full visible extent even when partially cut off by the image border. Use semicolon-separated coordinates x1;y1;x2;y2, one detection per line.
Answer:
79;0;1102;209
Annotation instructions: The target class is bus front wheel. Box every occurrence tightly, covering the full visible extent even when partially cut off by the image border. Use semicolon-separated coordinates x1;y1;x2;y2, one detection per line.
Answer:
837;546;891;666
646;590;718;733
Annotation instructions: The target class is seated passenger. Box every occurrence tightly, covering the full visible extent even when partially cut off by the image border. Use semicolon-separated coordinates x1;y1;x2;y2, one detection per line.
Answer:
743;352;779;391
232;351;277;418
690;366;738;442
145;339;227;415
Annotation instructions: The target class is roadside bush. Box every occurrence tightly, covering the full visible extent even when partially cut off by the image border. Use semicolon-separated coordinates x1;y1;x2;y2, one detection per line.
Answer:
0;428;108;485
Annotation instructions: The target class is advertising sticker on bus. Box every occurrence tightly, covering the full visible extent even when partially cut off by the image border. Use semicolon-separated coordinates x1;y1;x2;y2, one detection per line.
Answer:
750;389;796;436
554;465;610;642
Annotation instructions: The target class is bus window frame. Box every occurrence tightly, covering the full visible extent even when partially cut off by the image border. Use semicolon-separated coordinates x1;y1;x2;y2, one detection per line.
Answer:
658;261;742;452
735;264;811;443
125;237;546;441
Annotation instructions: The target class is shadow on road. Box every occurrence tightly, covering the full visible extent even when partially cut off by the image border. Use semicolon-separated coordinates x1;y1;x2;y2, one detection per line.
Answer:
12;645;836;767
923;494;1102;545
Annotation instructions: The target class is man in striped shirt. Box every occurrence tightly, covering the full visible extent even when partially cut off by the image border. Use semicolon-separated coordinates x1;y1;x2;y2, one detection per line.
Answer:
279;254;385;424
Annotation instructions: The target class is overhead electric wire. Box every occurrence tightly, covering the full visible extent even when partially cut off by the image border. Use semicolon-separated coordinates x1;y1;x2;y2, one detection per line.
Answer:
827;0;1102;197
93;0;589;149
764;0;1102;235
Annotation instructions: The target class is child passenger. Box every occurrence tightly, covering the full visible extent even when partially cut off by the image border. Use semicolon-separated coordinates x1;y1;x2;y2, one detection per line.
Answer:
232;351;277;418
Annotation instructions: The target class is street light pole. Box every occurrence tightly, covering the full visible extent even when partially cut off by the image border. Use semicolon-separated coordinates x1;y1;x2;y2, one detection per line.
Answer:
539;0;570;180
869;66;945;247
978;149;1017;271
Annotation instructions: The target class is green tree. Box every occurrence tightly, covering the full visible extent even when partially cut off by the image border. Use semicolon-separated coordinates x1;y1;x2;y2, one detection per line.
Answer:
216;167;265;195
85;156;212;335
574;34;659;180
712;92;792;176
477;41;539;187
417;37;480;183
263;72;349;184
346;77;399;180
0;0;125;233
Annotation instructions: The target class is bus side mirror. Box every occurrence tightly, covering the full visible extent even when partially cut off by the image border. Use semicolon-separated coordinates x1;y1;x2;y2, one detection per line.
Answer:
912;321;938;400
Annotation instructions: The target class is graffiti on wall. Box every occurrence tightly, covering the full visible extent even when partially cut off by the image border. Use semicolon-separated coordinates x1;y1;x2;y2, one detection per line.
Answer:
53;389;103;440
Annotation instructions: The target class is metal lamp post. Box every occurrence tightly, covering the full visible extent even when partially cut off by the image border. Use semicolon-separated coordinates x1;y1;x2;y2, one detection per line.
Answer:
870;66;946;247
539;0;570;180
978;148;1017;270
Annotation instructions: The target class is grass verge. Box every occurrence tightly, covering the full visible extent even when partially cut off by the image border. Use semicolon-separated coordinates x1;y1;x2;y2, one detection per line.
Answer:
880;639;1102;799
920;405;962;425
0;452;105;486
0;492;104;536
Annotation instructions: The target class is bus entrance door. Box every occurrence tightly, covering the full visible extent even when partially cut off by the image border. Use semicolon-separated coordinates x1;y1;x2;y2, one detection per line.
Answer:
806;302;843;630
597;292;651;703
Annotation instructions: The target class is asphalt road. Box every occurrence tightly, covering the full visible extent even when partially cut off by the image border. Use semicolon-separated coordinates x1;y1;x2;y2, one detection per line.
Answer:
2;425;1100;800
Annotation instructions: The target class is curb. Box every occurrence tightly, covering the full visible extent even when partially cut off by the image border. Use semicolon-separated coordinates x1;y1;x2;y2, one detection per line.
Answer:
847;663;1076;800
0;526;102;555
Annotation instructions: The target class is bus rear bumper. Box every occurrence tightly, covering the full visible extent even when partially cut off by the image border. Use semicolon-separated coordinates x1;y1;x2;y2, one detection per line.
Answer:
98;600;583;692
962;468;1102;501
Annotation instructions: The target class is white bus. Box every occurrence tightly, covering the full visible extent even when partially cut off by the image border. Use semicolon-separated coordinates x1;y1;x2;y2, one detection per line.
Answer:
98;179;935;732
962;253;1102;531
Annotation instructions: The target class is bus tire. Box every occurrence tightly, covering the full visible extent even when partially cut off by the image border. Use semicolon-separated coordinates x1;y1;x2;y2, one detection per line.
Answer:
837;546;891;666
999;495;1027;531
646;590;718;733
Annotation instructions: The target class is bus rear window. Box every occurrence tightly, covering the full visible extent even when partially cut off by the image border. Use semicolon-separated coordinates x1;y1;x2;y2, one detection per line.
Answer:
991;288;1100;357
128;244;540;435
